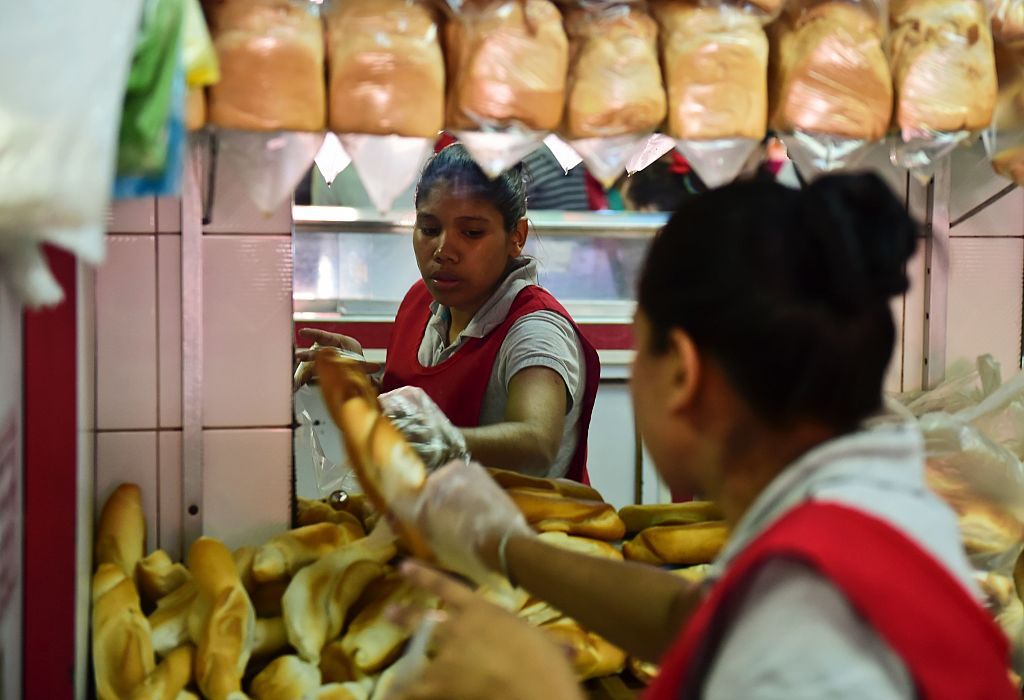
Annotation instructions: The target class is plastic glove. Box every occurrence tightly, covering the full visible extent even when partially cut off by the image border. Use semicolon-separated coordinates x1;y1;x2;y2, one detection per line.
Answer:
379;386;469;472
396;459;535;586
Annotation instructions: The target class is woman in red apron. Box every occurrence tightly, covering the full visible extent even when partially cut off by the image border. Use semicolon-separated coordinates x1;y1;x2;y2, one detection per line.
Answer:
387;173;1018;700
298;143;599;482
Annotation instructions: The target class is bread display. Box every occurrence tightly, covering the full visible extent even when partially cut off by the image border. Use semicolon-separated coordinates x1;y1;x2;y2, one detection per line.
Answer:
540;618;627;681
536;532;624;561
325;0;444;137
250;655;323;700
252;617;290;658
445;0;569;130
889;0;997;134
768;1;892;139
623;521;729;565
96;483;146;579
320;641;368;684
486;466;603;501
137;549;192;604
618;501;724;533
205;0;326;131
562;5;665;139
507;488;626;540
92;563;156;700
653;1;768;140
253;521;367;583
297;496;375;531
128;644;194;700
991;0;1024;45
148;579;198;657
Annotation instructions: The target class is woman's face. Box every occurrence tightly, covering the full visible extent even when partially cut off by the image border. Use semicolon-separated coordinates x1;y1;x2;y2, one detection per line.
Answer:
413;183;526;314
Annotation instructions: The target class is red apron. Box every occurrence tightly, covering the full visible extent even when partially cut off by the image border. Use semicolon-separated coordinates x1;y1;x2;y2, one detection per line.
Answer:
380;280;600;484
646;501;1016;700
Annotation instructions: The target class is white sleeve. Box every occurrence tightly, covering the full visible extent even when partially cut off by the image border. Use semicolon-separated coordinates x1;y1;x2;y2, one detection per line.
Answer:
498;311;583;411
704;559;915;700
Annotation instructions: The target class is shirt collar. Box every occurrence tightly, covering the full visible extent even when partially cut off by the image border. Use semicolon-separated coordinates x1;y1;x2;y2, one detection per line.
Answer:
427;257;538;340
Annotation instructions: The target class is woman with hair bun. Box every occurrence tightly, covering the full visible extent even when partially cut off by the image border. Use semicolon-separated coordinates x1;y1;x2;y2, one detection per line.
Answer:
386;173;1018;700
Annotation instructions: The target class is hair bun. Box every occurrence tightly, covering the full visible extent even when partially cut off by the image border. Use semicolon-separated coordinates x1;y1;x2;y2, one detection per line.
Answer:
795;173;918;313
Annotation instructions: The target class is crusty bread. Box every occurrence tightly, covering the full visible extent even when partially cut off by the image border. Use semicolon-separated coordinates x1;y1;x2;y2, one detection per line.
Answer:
562;5;665;138
252;617;290;658
92;563;156;700
250;655;322;700
991;44;1024;185
653;1;768;140
282;537;395;663
138;549;192;604
325;0;444;137
206;0;326;131
486;467;603;501
320;641;367;684
186;537;256;700
308;681;374;700
518;597;563;626
507;489;626;541
768;1;891;139
536;532;623;561
128;644;194;700
628;655;659;685
253;521;366;584
252;580;289;619
96;483;146;579
618;501;724;534
185;86;206;132
233;546;258;593
889;0;996;134
671;564;713;584
297;497;374;531
149;581;197;658
540;618;626;680
445;0;569;130
623;522;729;566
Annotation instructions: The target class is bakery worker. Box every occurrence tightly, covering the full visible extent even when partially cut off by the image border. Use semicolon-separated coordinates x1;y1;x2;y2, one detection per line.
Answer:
385;174;1018;700
298;143;599;482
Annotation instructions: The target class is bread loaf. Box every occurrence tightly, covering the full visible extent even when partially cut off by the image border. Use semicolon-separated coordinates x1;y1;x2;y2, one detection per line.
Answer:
507;489;626;540
541;618;626;680
562;5;665;138
252;617;290;657
623;521;729;565
307;681;374;700
251;655;322;700
768;1;892;139
889;0;997;134
628;656;659;684
486;467;603;501
619;501;724;534
149;581;197;657
325;0;444;137
991;0;1024;45
341;575;440;672
282;537;395;662
653;1;768;140
96;483;146;579
320;641;367;684
93;563;156;700
518;597;563;626
445;0;569;130
252;580;289;619
253;521;366;584
185;86;206;132
536;532;623;561
186;537;256;700
297;497;374;530
671;564;713;584
128;644;194;700
138;549;192;604
206;0;326;131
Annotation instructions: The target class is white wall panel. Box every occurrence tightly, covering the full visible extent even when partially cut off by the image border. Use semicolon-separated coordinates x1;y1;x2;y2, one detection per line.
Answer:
158;236;182;428
158;431;183;561
107;197;156;233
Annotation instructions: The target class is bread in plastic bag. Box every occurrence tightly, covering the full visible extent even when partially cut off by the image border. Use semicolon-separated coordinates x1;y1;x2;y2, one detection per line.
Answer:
652;1;768;141
217;129;325;214
898;355;1001;415
989;0;1024;46
325;0;445;138
206;0;326;131
957;368;1024;459
985;42;1024;184
767;0;892;140
445;0;569;131
340;134;434;213
562;4;666;139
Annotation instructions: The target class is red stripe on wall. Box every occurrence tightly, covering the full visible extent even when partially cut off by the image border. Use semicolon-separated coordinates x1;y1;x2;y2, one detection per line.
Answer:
23;247;77;699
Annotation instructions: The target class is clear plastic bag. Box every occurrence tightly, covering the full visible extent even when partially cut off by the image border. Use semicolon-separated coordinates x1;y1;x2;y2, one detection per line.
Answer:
314;133;352;187
899;355;1001;416
889;131;970;184
340;134;434;212
984;42;1024;185
454;129;547;178
783;131;874;177
217;129;324;215
571;134;650;188
543;134;584;172
296;407;362;499
677;138;760;188
378;387;470;472
324;0;445;138
625;132;677;174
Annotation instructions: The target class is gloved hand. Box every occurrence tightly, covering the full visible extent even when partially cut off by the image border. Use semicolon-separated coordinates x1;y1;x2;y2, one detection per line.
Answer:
378;386;469;472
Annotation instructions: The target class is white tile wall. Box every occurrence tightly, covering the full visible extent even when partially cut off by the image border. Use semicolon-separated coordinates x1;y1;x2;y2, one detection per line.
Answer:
202;236;293;428
949;141;1020;228
158;431;183;561
106;198;156;234
96;235;158;430
157;236;182;428
95;431;158;555
951;187;1024;238
156;196;181;234
202;429;292;551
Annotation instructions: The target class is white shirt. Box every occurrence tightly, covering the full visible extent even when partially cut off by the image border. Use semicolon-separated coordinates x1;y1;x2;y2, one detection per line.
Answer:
416;258;586;478
700;421;979;699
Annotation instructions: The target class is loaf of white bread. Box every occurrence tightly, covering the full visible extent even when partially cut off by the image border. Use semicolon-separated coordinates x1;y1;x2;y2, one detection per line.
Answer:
768;1;892;139
252;521;366;584
95;483;146;580
325;0;444;137
445;0;569;131
92;563;156;700
652;0;768;140
205;0;326;131
623;521;729;566
507;488;626;540
562;5;666;139
991;43;1024;185
889;0;997;134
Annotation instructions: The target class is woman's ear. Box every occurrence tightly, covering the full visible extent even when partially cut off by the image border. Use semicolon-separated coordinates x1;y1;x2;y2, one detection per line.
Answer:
667;328;701;414
511;218;529;255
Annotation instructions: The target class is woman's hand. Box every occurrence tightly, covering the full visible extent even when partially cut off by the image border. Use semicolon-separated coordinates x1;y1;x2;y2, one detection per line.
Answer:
379;387;468;471
295;328;363;363
389;561;584;700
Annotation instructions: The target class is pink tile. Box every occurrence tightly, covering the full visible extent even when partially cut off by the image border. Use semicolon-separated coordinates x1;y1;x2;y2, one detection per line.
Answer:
902;240;928;393
157;196;182;234
202;236;293;428
158;431;183;561
202;429;291;550
96;236;158;430
96;431;159;556
107;197;156;234
158;236;182;428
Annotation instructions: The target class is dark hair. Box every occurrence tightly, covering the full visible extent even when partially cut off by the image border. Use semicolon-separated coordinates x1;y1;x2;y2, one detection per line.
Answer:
638;173;918;431
415;143;528;231
624;157;705;211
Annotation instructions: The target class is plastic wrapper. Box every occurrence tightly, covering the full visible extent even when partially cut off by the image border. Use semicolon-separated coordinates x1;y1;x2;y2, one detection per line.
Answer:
571;134;650;187
314;132;352;187
989;0;1024;46
958;369;1024;459
378;387;470;472
783;131;873;177
206;0;326;131
561;4;666;140
217;129;324;214
296;407;362;498
984;42;1024;185
325;0;445;138
625;132;678;174
543;134;584;172
677;138;761;187
339;134;433;212
898;355;1002;416
454;129;547;178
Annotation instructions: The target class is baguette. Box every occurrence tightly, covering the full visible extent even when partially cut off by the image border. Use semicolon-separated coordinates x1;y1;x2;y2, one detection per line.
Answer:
128;644;194;700
252;580;289;619
486;467;603;501
233;546;258;593
628;656;659;685
320;641;367;684
536;532;623;561
252;617;290;658
541;618;626;680
297;497;374;530
623;522;729;566
92;563;155;700
618;501;724;534
149;581;197;658
96;483;146;579
507;489;626;541
671;564;713;584
253;521;366;583
308;680;375;700
138;549;192;604
1015;548;1024;601
250;655;322;700
519;597;562;627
